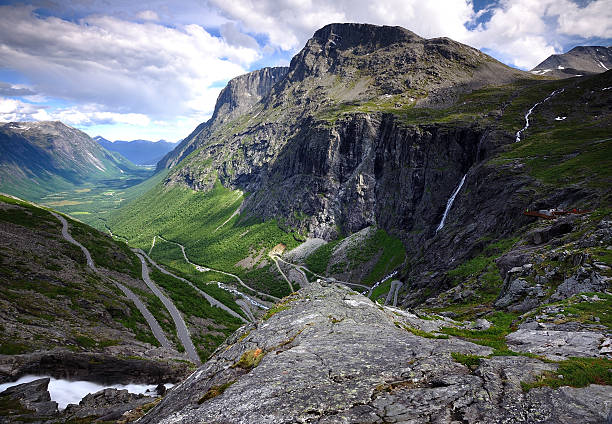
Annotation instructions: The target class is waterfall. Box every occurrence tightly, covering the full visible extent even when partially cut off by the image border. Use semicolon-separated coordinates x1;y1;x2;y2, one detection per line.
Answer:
515;89;564;143
436;173;467;232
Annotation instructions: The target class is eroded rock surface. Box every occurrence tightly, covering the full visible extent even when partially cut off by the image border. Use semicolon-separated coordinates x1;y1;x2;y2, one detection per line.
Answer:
140;283;612;423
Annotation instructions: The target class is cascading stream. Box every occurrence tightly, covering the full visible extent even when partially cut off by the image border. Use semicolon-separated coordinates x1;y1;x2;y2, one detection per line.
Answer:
515;89;564;143
436;173;467;232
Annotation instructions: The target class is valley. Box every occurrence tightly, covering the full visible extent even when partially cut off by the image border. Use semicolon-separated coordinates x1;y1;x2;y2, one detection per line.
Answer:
0;21;610;424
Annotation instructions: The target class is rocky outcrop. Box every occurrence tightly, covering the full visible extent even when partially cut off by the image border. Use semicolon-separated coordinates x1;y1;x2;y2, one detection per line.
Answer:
139;283;611;423
0;350;189;385
63;388;155;422
493;216;612;313
0;378;58;422
157;66;289;170
0;378;161;423
506;329;610;361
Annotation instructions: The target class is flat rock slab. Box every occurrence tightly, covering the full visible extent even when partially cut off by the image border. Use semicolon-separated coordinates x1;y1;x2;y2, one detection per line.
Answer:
506;329;609;360
138;283;612;424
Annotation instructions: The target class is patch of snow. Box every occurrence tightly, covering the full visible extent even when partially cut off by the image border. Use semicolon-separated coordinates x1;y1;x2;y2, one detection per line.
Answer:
603;87;612;91
555;116;567;121
557;65;565;69
530;69;551;75
436;174;467;232
598;60;609;71
575;74;583;77
0;375;173;410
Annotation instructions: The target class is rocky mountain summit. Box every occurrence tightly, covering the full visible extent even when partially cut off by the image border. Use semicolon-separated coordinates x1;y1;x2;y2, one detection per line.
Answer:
531;45;611;78
140;282;611;423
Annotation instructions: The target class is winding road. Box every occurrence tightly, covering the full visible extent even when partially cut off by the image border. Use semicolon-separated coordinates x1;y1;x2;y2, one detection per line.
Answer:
270;254;294;292
384;280;403;307
50;212;171;349
157;235;280;302
135;249;248;323
271;254;371;291
135;253;201;364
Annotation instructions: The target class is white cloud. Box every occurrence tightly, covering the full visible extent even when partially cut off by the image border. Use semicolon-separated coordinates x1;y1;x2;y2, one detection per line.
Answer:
555;0;612;38
136;10;159;21
209;0;612;69
209;0;474;51
0;5;260;121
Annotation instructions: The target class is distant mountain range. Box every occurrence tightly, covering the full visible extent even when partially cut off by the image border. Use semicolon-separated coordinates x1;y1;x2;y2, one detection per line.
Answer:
0;121;139;199
94;136;177;165
531;45;611;78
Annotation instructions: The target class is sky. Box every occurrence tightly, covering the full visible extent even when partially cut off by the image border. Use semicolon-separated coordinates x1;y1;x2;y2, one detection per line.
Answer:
0;0;610;142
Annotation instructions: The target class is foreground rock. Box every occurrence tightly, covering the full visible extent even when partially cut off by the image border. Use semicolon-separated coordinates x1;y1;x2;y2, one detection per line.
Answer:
63;388;155;422
140;283;611;423
0;378;57;422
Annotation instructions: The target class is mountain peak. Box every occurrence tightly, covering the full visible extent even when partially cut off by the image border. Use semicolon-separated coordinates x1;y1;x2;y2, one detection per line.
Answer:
531;45;611;78
311;23;422;51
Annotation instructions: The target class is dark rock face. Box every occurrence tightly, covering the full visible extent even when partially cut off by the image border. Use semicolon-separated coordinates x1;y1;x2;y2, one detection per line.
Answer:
139;283;612;423
63;388;155;422
0;378;58;421
531;46;612;78
243;115;487;240
0;351;188;385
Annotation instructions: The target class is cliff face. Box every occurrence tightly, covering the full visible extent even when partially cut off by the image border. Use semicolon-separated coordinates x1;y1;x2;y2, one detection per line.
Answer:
139;283;612;423
157;66;288;170
163;23;525;235
137;22;612;311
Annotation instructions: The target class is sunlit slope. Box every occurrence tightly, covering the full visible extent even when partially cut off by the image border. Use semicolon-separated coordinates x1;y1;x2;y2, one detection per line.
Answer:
107;181;301;298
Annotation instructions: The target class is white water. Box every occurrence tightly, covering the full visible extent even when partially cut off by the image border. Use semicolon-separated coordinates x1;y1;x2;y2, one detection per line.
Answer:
364;271;398;295
0;375;172;409
436;174;467;232
515;89;564;143
217;282;269;310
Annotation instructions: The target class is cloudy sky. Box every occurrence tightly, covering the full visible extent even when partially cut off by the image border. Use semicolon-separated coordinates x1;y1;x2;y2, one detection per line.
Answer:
0;0;610;142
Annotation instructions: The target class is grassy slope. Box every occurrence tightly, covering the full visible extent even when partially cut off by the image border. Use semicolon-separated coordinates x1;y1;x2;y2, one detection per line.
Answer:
0;194;158;352
108;180;300;299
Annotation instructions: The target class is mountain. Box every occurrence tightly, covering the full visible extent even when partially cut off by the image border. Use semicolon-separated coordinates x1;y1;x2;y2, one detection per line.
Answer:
0;121;137;199
6;22;612;423
94;136;177;166
111;22;611;311
531;45;612;78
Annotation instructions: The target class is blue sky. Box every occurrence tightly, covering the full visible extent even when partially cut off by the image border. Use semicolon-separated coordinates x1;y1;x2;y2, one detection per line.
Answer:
0;0;610;142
